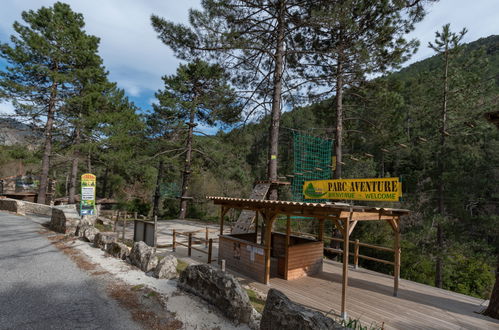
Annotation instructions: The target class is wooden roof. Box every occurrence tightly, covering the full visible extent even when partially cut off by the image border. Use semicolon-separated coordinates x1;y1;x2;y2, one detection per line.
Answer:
207;196;409;220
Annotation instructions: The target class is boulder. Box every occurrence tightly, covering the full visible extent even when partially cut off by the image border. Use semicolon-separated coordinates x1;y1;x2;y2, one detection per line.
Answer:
106;242;130;260
76;224;99;242
178;264;257;326
50;205;80;235
153;255;178;279
260;289;346;330
93;232;118;250
129;241;158;272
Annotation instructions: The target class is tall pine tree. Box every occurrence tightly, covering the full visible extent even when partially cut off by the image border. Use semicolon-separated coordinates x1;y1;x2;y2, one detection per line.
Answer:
0;2;103;204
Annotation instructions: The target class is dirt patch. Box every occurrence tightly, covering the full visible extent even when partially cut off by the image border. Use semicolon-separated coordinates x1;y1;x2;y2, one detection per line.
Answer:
108;283;183;330
49;234;183;330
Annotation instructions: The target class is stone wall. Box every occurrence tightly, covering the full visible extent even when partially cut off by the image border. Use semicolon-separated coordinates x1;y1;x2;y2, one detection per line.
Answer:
23;200;53;216
0;198;25;215
50;205;81;235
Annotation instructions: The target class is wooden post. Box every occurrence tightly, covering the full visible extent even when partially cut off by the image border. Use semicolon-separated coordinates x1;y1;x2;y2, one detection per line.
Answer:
122;213;127;241
354;239;359;269
318;218;325;241
188;232;192;257
219;206;225;236
208;238;213;263
341;208;353;320
134;212;137;220
285;215;291;280
154;215;158;249
205;226;209;248
172;229;176;251
113;211;118;232
394;217;401;297
254;211;259;238
263;213;275;285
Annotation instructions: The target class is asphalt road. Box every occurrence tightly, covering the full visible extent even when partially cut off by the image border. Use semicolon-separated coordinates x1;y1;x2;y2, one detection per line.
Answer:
0;211;141;330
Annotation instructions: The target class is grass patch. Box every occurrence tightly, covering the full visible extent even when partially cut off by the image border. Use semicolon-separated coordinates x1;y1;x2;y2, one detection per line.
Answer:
245;288;265;313
176;259;188;274
337;317;383;330
131;284;145;291
95;223;113;232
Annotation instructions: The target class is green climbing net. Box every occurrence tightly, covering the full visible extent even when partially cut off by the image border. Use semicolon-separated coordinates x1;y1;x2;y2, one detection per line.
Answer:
291;132;333;202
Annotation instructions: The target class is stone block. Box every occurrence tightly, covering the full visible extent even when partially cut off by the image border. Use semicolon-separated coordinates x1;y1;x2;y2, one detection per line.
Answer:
153;255;177;279
106;242;130;260
129;241;158;272
178;264;258;326
93;232;118;250
260;289;346;330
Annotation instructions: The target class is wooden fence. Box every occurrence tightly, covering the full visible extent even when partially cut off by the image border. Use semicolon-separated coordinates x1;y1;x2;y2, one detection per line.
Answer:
290;231;395;268
172;228;218;264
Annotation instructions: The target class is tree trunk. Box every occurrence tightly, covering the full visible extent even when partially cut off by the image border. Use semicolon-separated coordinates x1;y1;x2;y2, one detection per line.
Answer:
102;167;109;199
68;126;81;204
37;79;58;205
484;257;499;319
435;48;449;288
179;111;196;219
86;152;92;173
153;159;164;219
267;0;285;200
334;54;344;179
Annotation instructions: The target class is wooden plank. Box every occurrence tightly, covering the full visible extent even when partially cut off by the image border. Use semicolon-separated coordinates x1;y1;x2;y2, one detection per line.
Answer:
232;183;271;234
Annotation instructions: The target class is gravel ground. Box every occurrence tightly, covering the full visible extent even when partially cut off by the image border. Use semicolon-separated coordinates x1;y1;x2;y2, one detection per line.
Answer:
0;211;142;330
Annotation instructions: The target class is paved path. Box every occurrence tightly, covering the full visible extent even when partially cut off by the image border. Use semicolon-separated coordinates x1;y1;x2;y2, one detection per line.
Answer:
0;211;141;330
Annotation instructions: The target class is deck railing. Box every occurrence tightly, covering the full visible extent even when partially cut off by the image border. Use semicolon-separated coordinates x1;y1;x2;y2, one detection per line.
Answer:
291;231;395;268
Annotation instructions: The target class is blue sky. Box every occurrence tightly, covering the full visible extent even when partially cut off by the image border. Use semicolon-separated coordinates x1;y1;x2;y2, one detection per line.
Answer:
1;0;498;134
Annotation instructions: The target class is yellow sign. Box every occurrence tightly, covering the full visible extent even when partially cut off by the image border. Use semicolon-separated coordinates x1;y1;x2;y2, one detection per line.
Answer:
81;173;96;215
303;177;402;201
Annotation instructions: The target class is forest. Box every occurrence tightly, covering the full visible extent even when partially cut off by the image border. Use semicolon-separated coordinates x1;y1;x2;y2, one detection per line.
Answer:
0;0;498;316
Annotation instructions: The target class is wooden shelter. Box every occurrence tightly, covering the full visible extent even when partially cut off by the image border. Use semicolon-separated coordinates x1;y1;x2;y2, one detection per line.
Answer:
208;196;410;318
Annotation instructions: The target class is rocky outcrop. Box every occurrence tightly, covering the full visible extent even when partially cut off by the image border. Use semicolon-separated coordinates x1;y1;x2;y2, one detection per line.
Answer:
260;289;346;330
76;224;99;242
178;264;258;326
93;232;118;250
153;255;177;279
106;242;130;260
50;205;80;235
129;241;158;272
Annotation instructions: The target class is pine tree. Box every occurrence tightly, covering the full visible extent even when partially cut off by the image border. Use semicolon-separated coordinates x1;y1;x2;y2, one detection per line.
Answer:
428;23;467;288
151;0;307;199
152;60;241;219
298;0;432;178
0;2;103;204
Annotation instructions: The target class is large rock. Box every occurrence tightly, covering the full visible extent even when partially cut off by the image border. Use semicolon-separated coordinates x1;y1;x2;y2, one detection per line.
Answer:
129;241;158;272
106;242;130;260
50;205;80;235
178;264;257;326
260;289;346;330
153;255;177;279
93;232;118;250
76;224;99;242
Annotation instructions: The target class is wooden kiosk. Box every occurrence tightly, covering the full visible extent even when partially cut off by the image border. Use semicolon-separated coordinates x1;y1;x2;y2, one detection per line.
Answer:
208;196;410;318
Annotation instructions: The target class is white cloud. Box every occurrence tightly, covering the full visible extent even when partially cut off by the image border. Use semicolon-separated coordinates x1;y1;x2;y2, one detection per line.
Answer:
0;0;200;105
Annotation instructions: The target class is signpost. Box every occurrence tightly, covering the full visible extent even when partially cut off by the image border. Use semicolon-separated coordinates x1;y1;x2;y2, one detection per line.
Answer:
303;177;402;202
80;173;96;215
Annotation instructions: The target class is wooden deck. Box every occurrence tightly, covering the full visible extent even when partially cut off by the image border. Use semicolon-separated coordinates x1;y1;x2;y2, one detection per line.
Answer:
237;260;499;330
